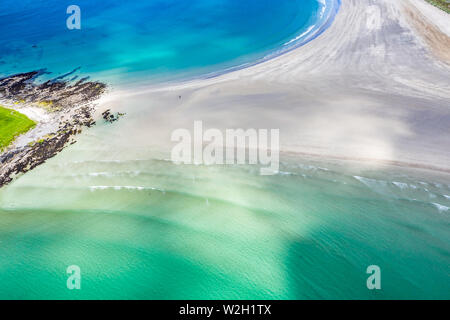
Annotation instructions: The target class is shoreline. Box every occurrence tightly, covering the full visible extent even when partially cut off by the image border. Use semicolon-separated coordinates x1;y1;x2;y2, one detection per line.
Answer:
1;0;450;301
1;0;449;187
112;0;341;91
111;0;450;92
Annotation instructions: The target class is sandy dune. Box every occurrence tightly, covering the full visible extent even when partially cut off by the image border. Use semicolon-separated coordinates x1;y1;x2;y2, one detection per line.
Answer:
99;0;450;172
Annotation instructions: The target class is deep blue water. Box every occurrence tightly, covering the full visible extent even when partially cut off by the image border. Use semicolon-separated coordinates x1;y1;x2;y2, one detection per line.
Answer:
0;0;337;85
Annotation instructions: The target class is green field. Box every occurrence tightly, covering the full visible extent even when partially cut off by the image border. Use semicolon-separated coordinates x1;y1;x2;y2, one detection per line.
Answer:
0;106;36;151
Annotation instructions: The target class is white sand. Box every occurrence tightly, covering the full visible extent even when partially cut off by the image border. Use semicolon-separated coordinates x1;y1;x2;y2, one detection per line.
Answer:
98;0;450;172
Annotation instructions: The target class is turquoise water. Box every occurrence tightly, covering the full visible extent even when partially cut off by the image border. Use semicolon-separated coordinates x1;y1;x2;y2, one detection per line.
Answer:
0;0;336;85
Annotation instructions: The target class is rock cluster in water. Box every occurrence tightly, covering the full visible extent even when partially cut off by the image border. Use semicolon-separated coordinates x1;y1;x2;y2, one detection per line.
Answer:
101;109;125;123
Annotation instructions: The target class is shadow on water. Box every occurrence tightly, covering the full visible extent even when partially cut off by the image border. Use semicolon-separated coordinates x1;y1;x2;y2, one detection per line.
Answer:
284;198;450;299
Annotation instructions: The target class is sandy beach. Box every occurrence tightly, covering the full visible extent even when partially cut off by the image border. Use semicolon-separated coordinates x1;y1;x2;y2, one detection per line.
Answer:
97;0;450;172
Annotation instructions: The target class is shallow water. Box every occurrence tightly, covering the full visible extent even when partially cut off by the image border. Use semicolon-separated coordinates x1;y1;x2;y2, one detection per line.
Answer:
0;121;449;299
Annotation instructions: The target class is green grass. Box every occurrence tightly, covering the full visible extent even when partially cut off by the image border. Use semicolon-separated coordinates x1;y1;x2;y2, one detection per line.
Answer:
425;0;450;13
0;106;37;151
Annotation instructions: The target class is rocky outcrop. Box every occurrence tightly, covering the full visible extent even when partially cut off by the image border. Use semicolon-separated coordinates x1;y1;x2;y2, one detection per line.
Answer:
0;70;105;111
0;71;106;188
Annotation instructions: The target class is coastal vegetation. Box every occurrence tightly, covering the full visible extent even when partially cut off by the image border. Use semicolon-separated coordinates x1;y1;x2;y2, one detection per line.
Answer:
426;0;450;13
0;105;36;151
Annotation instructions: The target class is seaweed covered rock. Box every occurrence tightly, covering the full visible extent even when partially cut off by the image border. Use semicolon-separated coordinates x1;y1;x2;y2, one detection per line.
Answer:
102;109;125;123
